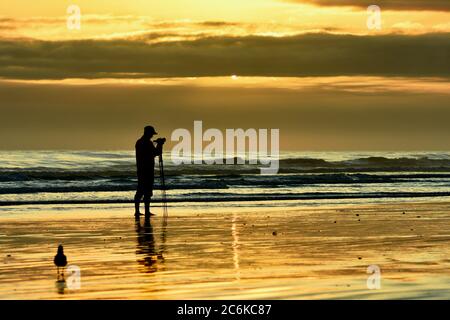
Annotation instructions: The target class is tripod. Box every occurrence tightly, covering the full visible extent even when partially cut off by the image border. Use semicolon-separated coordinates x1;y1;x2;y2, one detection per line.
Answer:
158;154;168;223
157;153;168;262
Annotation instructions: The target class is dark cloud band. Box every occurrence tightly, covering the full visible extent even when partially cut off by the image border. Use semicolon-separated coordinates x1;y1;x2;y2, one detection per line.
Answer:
0;33;449;80
289;0;450;11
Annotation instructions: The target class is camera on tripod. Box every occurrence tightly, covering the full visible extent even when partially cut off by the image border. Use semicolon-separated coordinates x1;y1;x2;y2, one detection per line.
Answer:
155;137;166;144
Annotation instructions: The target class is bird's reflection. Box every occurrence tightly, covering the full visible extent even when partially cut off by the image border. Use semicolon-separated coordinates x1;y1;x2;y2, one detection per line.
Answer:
55;279;66;294
135;217;166;273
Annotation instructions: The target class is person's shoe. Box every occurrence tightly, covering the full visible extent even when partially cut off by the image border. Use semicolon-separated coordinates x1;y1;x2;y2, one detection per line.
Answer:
134;212;144;217
145;212;156;217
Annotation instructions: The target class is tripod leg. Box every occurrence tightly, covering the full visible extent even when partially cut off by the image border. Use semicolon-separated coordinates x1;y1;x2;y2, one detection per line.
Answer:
159;155;168;217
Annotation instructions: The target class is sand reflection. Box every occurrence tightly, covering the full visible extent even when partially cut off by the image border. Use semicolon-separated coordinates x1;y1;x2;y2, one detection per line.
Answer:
231;212;241;281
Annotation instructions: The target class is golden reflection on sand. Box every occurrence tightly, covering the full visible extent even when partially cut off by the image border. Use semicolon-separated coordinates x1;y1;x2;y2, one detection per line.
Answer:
0;201;449;299
231;212;241;281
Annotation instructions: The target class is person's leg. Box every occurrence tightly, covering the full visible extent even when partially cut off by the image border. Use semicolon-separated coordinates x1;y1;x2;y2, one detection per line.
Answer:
134;188;143;215
145;176;155;217
144;193;152;218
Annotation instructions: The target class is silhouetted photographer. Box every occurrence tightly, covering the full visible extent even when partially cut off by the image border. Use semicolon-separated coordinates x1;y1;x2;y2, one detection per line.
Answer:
134;126;166;218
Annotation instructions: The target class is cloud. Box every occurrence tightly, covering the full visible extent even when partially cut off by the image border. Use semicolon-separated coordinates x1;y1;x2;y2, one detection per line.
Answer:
288;0;450;11
0;15;341;42
0;32;449;80
433;23;450;32
196;21;240;27
391;21;426;33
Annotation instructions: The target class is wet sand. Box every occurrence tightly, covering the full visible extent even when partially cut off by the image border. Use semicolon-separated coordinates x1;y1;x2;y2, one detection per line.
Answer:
0;200;449;299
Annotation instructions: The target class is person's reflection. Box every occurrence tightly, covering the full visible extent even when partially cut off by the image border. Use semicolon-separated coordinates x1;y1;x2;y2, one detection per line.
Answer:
135;217;163;273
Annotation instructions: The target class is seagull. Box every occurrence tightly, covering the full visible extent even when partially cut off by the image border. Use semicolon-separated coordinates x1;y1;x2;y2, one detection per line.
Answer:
54;245;68;276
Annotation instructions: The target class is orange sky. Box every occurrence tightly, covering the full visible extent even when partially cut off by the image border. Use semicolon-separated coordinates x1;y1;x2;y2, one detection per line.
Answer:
1;0;450;40
0;0;449;150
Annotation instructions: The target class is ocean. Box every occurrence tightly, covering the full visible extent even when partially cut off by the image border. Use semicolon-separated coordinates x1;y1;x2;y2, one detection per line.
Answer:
0;151;449;208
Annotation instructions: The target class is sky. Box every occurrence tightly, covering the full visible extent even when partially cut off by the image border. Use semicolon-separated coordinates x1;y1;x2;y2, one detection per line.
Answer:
0;0;449;150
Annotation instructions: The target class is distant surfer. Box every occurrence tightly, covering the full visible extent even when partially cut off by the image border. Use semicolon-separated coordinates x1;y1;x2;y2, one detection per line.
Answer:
134;126;166;218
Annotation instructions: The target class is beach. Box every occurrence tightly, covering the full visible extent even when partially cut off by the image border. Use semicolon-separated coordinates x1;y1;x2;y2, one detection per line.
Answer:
1;200;449;300
1;0;450;304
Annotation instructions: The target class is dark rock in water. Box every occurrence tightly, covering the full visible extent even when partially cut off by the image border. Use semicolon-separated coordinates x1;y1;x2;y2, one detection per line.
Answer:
272;231;277;236
403;212;406;215
358;257;362;260
334;221;337;223
356;214;360;217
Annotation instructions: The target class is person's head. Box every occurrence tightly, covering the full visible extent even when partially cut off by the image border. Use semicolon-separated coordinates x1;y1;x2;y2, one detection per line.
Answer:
143;125;157;138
